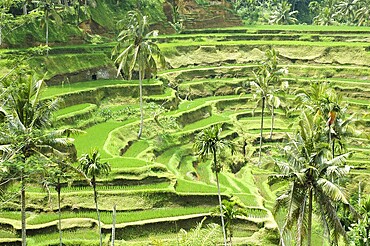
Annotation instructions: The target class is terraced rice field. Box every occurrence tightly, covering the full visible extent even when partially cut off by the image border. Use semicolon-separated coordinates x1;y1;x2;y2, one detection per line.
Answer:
1;25;370;245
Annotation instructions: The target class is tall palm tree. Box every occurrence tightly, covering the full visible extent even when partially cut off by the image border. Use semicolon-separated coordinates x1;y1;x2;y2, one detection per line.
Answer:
193;124;233;246
251;49;286;164
35;0;63;56
251;68;270;165
112;10;165;139
0;71;74;246
79;150;110;246
270;110;352;246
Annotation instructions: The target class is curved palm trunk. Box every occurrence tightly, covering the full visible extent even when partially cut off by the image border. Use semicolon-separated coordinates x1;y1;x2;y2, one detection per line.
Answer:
21;172;27;246
258;97;265;165
57;178;62;246
215;172;227;246
137;69;144;139
269;104;274;140
93;177;103;246
307;188;313;246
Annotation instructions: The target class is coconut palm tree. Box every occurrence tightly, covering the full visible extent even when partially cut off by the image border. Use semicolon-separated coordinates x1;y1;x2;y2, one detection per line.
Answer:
112;10;165;139
193;124;233;246
251;49;287;164
269;0;298;25
0;71;74;246
222;199;245;245
35;0;63;56
355;0;370;26
79;150;110;246
270;110;352;246
335;0;357;23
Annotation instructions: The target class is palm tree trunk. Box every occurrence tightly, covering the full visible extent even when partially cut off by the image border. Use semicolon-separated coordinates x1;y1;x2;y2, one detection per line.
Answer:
0;15;2;47
46;17;49;56
111;204;116;246
215;172;227;246
93;177;103;246
307;188;313;246
57;178;62;246
229;228;232;246
269;104;275;140
138;69;144;139
21;172;27;246
23;2;27;15
258;97;265;165
332;140;335;159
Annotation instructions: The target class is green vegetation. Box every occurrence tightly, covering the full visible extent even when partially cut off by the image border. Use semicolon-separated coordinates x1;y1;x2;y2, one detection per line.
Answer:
2;2;370;245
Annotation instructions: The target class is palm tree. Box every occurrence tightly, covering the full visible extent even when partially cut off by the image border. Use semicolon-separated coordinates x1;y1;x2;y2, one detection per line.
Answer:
35;0;63;56
251;68;269;165
335;0;357;23
221;199;245;245
251;49;287;164
270;110;352;246
0;71;74;246
355;0;370;26
193;124;233;246
269;0;298;24
112;10;165;139
79;150;111;246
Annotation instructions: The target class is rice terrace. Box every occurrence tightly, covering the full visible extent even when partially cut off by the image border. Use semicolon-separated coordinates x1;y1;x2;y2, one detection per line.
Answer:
1;0;370;245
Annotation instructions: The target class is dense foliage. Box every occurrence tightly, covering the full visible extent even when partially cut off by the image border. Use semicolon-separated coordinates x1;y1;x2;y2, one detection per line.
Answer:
232;0;370;25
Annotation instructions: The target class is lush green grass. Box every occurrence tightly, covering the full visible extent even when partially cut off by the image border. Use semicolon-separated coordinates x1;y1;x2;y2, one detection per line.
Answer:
175;179;222;194
103;157;149;169
62;182;172;193
27;229;100;246
74;121;123;158
43;79;152;98
27;206;213;225
54;103;95;117
123;140;150;158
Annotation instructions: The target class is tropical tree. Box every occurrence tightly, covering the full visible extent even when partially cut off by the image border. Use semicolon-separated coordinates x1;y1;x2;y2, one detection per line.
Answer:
78;149;111;246
0;0;14;46
221;199;245;245
0;71;74;246
112;10;165;139
294;81;361;158
34;0;62;56
270;110;353;246
45;152;88;246
355;0;370;26
251;49;286;164
269;0;298;24
193;124;233;246
335;0;357;23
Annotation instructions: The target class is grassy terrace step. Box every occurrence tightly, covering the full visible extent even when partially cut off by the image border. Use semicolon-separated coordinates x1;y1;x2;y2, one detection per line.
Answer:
24;207;214;226
155;33;370;44
160;64;370;84
43;79;161;98
180;25;370;34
